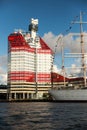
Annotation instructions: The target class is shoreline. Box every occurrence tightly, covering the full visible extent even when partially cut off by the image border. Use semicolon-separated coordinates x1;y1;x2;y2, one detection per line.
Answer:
1;99;87;103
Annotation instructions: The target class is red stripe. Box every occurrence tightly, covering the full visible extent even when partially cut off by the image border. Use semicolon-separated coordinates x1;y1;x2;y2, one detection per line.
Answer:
9;71;34;75
8;48;52;54
8;71;51;82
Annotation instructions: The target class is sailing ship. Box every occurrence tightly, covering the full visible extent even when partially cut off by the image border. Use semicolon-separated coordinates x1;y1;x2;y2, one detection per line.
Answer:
49;12;87;101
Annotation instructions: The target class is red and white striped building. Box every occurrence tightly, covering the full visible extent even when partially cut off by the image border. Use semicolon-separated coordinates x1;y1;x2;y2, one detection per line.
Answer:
7;18;53;100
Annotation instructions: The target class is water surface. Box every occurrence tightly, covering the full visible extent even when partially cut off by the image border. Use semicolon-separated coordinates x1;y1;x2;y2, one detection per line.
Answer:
0;102;87;130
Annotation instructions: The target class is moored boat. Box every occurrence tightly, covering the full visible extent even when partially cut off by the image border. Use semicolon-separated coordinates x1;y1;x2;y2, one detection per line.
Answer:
49;12;87;101
49;89;87;101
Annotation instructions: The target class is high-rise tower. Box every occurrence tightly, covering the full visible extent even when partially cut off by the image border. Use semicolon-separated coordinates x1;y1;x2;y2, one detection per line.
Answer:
7;18;53;100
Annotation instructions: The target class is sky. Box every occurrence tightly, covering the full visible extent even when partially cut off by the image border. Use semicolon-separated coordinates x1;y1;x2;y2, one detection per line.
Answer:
0;0;87;84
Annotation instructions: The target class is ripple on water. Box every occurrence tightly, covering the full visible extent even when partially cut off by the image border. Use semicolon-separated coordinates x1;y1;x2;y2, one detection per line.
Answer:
0;102;87;130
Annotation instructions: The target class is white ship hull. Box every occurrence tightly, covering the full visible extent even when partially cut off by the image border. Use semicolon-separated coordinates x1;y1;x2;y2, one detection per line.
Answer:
49;89;87;101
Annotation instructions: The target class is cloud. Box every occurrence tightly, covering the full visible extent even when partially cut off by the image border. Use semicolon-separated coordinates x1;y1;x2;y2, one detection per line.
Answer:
66;64;81;77
0;55;7;85
0;55;7;67
53;64;61;73
42;32;87;77
42;32;63;53
0;73;7;85
42;32;87;54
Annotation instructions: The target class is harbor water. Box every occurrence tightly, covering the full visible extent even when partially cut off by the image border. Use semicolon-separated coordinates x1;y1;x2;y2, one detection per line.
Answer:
0;102;87;130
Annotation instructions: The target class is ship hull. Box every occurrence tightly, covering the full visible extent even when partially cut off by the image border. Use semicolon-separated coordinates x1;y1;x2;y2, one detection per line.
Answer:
49;89;87;101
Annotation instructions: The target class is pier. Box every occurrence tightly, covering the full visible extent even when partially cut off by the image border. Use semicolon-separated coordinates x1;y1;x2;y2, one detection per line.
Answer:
0;88;7;100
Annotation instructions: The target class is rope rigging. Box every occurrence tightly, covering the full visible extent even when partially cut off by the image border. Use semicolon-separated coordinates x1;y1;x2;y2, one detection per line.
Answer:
52;14;79;73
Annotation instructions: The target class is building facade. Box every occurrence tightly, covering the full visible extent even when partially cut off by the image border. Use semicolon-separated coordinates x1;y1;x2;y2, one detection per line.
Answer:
7;18;53;100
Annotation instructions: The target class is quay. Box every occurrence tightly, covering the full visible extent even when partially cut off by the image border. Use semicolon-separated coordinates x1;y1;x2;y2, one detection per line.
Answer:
0;85;53;102
0;86;7;101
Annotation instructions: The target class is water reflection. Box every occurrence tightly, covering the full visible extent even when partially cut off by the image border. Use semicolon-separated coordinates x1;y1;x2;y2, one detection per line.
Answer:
0;102;54;130
0;103;87;130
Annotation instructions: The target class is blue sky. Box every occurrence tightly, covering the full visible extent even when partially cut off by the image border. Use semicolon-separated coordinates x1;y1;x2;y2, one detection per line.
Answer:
0;0;87;55
0;0;87;84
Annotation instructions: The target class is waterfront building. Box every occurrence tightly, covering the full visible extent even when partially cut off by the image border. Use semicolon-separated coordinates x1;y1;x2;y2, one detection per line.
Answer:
7;18;53;100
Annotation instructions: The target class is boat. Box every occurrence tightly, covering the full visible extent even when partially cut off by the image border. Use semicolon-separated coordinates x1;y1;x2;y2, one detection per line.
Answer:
49;89;87;101
49;12;87;101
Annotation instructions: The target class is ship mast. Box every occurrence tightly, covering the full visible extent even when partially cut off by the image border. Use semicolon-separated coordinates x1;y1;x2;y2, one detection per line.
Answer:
75;12;87;87
80;12;87;87
56;35;66;87
61;39;66;87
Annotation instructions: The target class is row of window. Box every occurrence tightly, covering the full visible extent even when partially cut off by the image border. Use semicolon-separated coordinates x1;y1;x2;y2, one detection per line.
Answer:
8;62;51;65
9;55;52;60
8;66;51;69
10;56;34;59
8;52;52;57
8;61;51;66
8;70;51;73
8;47;51;52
